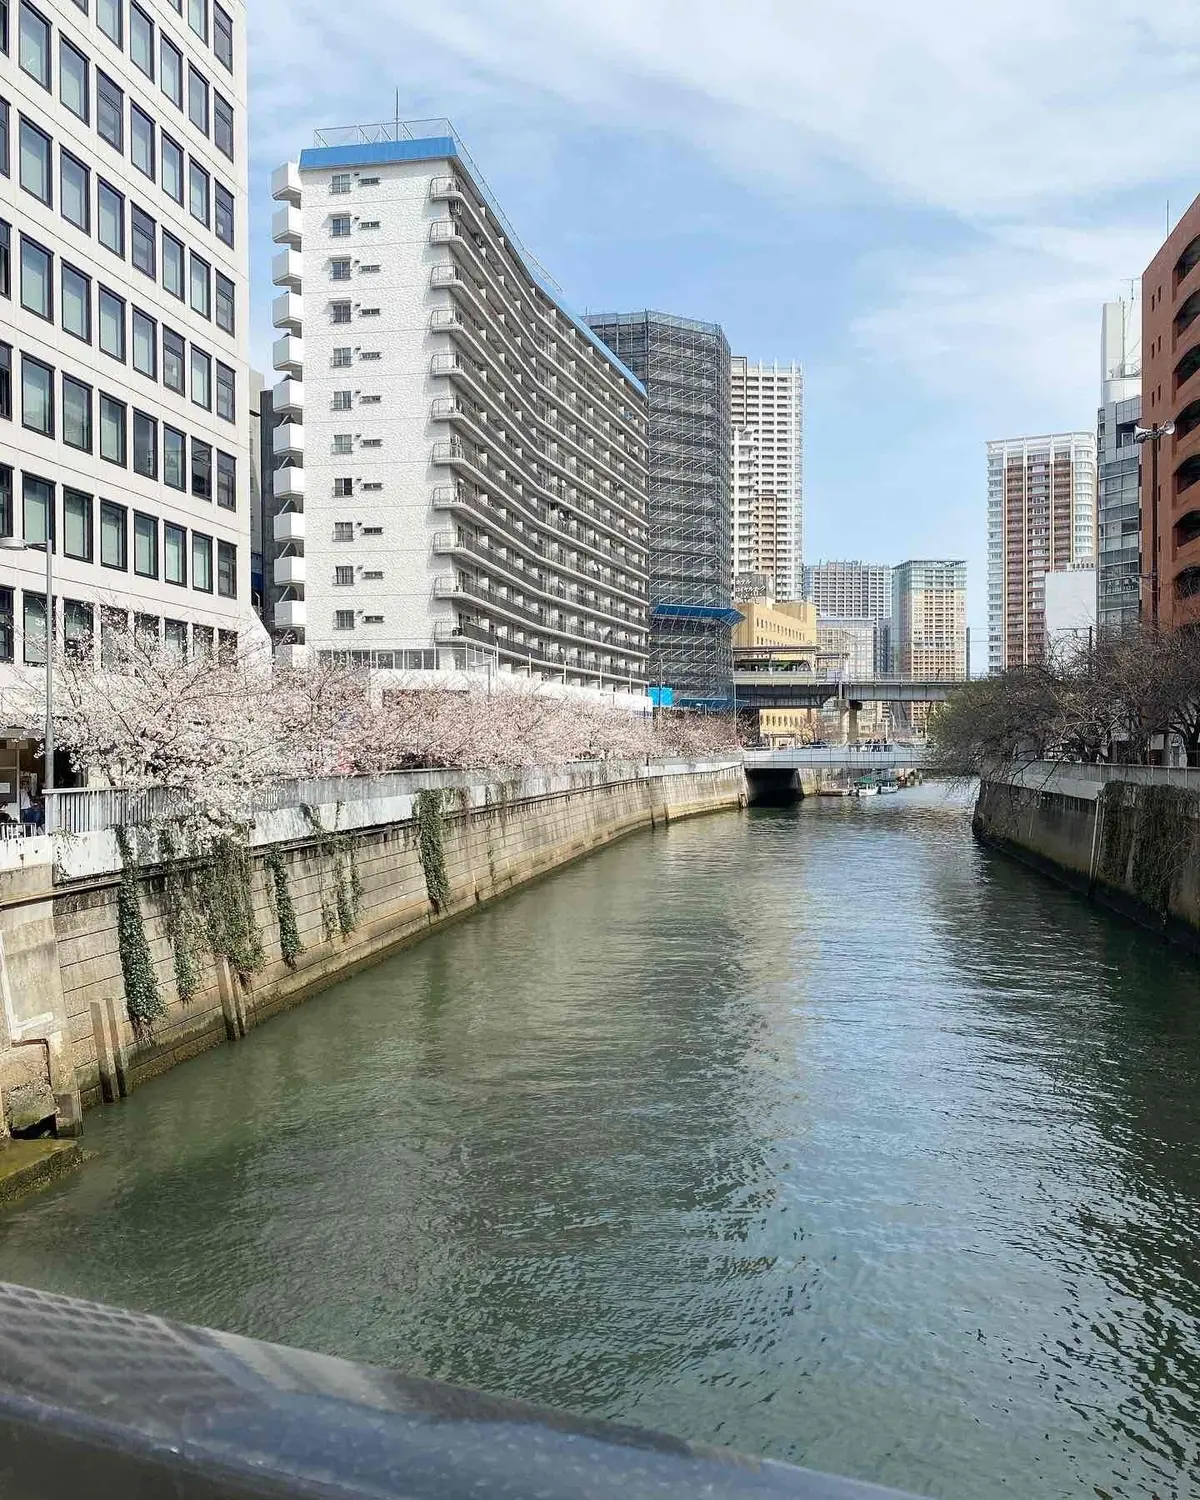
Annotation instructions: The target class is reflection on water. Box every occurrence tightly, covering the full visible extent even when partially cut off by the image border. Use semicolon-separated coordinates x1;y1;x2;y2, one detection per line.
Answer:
3;784;1200;1499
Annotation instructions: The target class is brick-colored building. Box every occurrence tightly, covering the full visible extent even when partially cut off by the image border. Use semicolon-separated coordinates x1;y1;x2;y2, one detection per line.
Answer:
1142;194;1200;629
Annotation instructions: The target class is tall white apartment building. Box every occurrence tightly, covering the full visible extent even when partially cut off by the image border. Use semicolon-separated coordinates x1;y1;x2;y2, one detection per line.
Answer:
0;0;250;700
987;433;1097;672
269;122;650;686
730;358;803;600
804;560;892;622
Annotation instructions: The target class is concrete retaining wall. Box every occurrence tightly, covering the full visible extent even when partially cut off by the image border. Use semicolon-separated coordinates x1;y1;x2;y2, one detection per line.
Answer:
0;760;745;1131
974;770;1200;950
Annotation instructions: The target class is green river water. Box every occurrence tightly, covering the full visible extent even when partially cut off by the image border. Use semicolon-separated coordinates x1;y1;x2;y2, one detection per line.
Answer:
2;784;1199;1499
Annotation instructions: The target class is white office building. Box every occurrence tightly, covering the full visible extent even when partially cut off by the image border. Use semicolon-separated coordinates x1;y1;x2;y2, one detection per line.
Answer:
730;358;803;601
0;0;251;700
269;121;650;687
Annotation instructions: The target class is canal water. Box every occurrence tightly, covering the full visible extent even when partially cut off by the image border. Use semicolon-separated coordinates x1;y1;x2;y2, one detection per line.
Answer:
3;785;1200;1500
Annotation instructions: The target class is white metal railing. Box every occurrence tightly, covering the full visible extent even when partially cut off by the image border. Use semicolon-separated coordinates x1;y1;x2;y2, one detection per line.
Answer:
996;760;1200;795
42;760;735;839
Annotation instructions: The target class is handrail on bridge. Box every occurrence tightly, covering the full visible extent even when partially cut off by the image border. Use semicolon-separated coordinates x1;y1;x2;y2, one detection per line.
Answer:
0;1282;923;1500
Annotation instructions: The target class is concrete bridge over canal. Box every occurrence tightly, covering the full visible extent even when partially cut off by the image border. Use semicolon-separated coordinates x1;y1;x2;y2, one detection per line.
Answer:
743;746;930;802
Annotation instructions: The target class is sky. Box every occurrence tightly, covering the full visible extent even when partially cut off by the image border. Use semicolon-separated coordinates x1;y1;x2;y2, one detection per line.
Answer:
247;0;1200;670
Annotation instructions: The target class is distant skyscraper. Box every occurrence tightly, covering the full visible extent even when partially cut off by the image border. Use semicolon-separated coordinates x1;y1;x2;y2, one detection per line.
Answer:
986;434;1097;672
804;561;892;622
588;311;736;706
730;359;804;601
1096;298;1142;634
892;561;968;679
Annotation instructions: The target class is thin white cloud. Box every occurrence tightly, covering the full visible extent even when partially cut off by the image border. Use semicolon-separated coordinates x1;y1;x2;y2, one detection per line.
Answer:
246;0;1199;428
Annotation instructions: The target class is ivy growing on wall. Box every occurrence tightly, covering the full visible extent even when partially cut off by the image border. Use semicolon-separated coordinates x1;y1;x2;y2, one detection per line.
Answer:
416;789;451;912
115;827;167;1040
301;804;363;941
264;847;304;968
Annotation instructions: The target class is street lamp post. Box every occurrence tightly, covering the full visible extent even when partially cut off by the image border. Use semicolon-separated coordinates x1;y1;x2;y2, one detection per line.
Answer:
0;535;55;794
1134;420;1176;627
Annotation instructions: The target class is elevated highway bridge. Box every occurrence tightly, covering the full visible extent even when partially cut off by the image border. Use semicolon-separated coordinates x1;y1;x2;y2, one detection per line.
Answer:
734;673;967;709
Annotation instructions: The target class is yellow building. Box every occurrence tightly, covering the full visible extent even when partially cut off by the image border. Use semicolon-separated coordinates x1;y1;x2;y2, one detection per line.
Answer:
733;599;819;656
734;600;822;746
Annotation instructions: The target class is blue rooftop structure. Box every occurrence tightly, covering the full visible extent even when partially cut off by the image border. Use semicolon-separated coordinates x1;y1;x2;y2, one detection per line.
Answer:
297;126;646;399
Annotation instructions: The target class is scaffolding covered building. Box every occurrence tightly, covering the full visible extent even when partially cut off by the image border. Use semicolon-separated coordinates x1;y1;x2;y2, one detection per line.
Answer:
587;311;737;707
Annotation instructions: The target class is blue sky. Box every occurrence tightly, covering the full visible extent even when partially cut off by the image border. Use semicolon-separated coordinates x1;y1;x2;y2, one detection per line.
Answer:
247;0;1200;669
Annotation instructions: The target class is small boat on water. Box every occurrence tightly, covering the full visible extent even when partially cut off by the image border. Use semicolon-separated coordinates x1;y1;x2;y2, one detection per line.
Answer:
818;785;855;797
855;782;880;797
877;780;899;794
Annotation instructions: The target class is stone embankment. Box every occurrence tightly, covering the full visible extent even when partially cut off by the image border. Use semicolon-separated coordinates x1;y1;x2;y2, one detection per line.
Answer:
0;760;746;1146
974;762;1200;949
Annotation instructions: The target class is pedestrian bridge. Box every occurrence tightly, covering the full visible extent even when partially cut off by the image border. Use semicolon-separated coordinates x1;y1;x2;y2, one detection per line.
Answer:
743;745;929;804
734;674;966;708
745;747;929;771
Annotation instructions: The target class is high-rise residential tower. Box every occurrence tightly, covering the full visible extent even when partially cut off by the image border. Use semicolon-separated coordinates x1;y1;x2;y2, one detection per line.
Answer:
804;561;892;622
1;0;251;699
587;310;736;706
1096;297;1142;634
986;433;1097;672
270;123;650;687
730;358;803;601
892;560;967;678
803;561;891;672
1142;195;1200;630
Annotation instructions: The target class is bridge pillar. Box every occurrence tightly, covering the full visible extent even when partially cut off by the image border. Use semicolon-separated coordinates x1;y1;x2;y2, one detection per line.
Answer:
847;701;862;744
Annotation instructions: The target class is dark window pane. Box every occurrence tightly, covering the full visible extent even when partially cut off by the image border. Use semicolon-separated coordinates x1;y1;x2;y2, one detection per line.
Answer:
215;271;235;334
161;134;183;201
214;93;233;159
214;182;234;247
62;375;91;450
164;522;186;585
97;71;123;151
63;489;92;561
163;327;184;391
18;117;51;203
60;152;89;230
98;286;125;360
132;307;156;376
190;438;211;499
99;392;126;463
216;449;235;508
20;236;52;319
98;180;124;256
100;500;127;569
164;425;186;489
192;532;212;591
18;2;50;89
60;37;89;120
217;539;236;598
160;35;182;107
62;263;90;339
131;205;155;275
97;0;122;46
131;103;154;178
133;511;157;576
22;473;52;546
129;3;153;77
132;410;157;477
21;356;53;435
